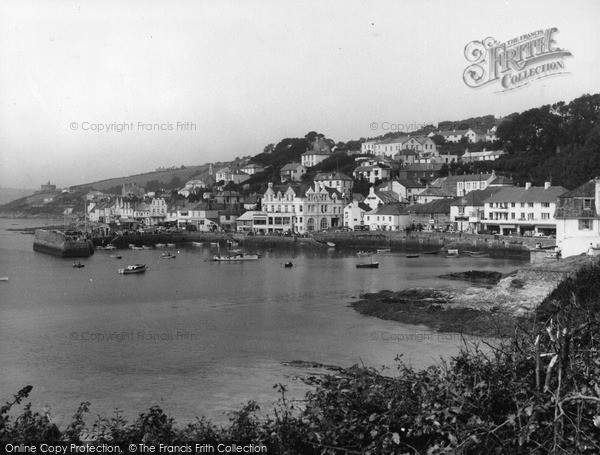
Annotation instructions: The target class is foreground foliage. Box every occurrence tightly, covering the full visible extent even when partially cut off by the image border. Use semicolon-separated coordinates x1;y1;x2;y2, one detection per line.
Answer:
3;266;600;454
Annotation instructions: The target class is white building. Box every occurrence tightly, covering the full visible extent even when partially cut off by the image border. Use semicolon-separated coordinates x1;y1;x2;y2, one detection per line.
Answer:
344;199;371;229
314;172;354;195
482;182;567;236
555;178;600;257
364;204;409;231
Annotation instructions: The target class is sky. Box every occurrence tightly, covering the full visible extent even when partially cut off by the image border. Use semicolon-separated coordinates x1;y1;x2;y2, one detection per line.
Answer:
1;0;599;189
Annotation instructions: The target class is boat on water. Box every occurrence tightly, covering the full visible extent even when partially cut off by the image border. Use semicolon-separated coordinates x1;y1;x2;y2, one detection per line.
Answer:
155;243;166;248
356;262;379;268
161;253;176;259
423;250;440;255
406;254;420;258
142;245;153;250
356;251;372;257
72;261;85;268
0;277;8;282
191;242;203;247
326;242;336;247
284;261;293;268
166;243;176;248
445;249;459;258
210;242;219;247
377;248;391;253
213;253;259;261
118;264;147;274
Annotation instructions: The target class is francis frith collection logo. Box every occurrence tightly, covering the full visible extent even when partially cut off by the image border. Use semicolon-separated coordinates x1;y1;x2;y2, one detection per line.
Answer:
463;27;572;92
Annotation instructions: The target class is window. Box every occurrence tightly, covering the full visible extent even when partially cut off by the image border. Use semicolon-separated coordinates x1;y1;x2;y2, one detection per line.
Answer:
511;202;516;207
511;213;515;219
528;202;534;208
528;213;534;220
579;219;592;230
584;199;593;209
542;202;550;208
520;213;526;220
521;203;525;208
541;213;550;220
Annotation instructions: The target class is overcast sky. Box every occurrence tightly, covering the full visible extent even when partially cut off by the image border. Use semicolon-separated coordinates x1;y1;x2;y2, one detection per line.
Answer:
1;0;599;189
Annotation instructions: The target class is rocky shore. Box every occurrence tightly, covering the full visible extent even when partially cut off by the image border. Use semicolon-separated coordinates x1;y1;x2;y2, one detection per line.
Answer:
352;254;596;337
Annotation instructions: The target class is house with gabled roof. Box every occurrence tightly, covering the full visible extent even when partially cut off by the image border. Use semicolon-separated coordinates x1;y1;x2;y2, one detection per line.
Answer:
236;210;268;234
343;199;371;230
377;178;425;204
240;163;265;175
415;186;455;204
314;171;354;195
398;163;444;184
364;186;403;211
353;162;391;184
450;187;502;233
432;171;513;196
364;204;409;231
405;199;454;231
428;128;485;143
554;178;600;257
482;182;568;236
280;163;307;182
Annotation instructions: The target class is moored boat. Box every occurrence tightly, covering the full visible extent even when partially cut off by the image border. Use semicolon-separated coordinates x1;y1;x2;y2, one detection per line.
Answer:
166;243;176;248
213;253;259;261
191;242;203;247
161;253;176;259
326;242;336;247
445;249;459;258
72;261;85;268
0;277;8;282
356;262;379;268
142;245;153;250
284;261;293;268
377;248;391;253
406;254;419;258
155;243;166;248
118;264;147;274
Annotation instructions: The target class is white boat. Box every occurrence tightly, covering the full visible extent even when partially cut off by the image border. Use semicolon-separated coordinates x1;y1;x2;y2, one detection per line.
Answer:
213;253;259;261
104;245;116;250
166;243;176;248
192;241;203;247
131;246;143;250
0;277;9;282
155;243;166;248
326;242;336;247
210;242;219;247
141;245;153;250
161;252;176;259
118;264;147;274
377;248;391;253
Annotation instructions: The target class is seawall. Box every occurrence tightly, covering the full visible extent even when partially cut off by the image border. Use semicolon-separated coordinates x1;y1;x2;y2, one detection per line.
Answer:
33;229;94;258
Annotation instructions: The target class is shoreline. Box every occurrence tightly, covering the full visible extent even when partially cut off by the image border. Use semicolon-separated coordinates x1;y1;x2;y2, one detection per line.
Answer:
351;254;596;337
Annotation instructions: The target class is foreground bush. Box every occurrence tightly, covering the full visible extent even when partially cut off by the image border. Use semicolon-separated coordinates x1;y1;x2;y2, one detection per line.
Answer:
3;265;600;454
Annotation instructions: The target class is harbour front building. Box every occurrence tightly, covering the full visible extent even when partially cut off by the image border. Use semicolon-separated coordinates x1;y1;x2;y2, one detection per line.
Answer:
262;182;345;234
482;182;567;236
555;178;600;257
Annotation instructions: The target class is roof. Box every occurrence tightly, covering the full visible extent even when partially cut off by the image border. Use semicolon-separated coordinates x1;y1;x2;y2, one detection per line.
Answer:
490;175;514;185
358;202;371;212
402;163;444;172
558;180;595;198
369;204;408;216
355;164;391;172
406;199;453;214
315;172;353;181
418;187;455;198
484;185;568;204
236;211;268;221
242;163;264;169
395;178;426;189
301;150;331;156
451;187;502;207
281;162;305;171
442;173;496;183
374;190;400;203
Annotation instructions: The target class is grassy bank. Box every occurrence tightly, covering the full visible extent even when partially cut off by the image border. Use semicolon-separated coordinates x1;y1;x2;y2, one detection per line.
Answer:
3;263;600;453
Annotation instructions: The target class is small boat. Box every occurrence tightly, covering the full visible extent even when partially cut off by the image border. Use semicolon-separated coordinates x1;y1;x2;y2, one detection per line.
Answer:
423;250;440;255
377;248;391;253
155;243;166;248
406;254;419;258
213;253;259;261
0;277;8;282
118;264;147;274
356;251;372;257
142;245;153;250
326;242;336;247
131;246;143;250
104;245;116;250
356;262;379;268
111;255;122;259
161;253;176;259
284;261;293;268
445;249;459;258
192;242;203;247
469;251;489;257
210;242;219;247
167;243;176;248
72;261;85;268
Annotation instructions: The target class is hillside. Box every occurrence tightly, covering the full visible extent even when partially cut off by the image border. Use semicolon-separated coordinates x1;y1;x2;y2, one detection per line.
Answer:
70;164;212;192
0;188;35;205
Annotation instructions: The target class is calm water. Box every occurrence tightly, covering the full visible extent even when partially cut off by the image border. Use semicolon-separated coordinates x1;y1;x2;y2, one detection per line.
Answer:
0;219;525;425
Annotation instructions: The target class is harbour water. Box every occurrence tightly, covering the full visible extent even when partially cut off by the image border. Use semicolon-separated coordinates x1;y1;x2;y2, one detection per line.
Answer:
0;219;525;426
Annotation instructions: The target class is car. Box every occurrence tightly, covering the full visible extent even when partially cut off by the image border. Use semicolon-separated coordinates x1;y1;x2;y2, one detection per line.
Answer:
534;233;545;237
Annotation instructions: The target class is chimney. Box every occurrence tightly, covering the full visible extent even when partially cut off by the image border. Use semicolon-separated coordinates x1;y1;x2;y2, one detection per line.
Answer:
525;182;531;190
595;178;600;215
544;181;551;189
